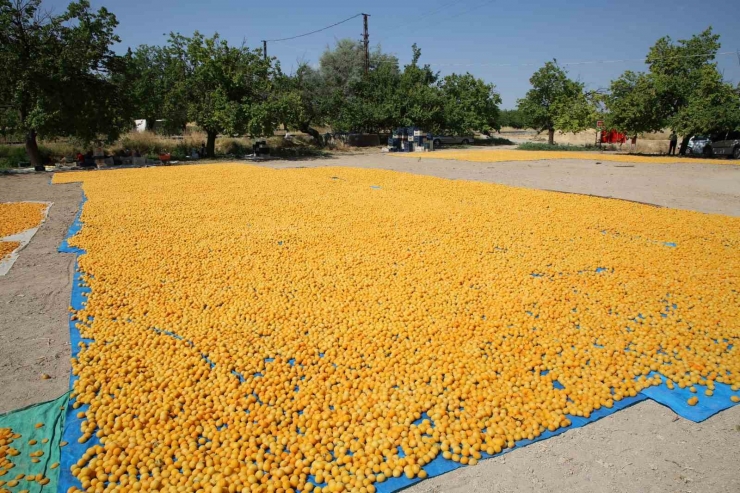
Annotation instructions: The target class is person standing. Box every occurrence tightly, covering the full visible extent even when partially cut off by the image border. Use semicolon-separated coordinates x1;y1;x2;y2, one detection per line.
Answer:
668;132;678;155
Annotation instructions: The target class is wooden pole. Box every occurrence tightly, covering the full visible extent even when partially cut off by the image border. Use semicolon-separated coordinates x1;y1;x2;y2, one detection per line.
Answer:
362;14;370;75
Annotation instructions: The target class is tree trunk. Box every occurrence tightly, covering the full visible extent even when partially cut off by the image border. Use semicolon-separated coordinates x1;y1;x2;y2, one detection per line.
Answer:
299;124;323;146
25;130;42;168
678;135;690;156
206;131;217;158
548;128;555;145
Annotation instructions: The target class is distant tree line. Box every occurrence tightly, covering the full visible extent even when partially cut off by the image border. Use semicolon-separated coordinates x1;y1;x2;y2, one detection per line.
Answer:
2;0;739;168
0;0;502;165
127;39;503;155
514;28;740;147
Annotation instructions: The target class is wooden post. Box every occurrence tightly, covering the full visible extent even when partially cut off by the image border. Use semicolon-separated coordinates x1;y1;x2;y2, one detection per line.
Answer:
362;14;370;75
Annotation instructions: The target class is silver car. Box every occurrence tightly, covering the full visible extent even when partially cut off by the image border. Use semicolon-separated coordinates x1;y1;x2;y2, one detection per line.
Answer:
706;130;740;159
686;135;711;156
432;135;474;147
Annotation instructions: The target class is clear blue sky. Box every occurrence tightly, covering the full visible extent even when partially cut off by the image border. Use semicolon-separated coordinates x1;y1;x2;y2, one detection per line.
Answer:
50;0;740;108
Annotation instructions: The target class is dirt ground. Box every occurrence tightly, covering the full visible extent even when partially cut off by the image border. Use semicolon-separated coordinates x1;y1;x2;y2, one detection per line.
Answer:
265;153;740;216
498;128;674;154
0;173;80;413
1;154;739;492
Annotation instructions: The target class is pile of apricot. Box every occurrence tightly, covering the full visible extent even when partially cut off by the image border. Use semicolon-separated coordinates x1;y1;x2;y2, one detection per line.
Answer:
53;165;740;492
0;202;47;238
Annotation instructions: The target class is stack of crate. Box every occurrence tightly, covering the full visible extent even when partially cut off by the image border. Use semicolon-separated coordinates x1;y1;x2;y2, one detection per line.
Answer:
388;127;431;152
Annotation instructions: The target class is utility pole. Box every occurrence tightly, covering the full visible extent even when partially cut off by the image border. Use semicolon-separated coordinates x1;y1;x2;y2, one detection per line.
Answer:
262;40;267;62
362;13;370;75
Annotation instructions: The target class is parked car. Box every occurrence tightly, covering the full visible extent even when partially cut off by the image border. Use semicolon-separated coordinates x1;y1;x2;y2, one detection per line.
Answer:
431;135;474;148
686;135;711;156
705;130;740;159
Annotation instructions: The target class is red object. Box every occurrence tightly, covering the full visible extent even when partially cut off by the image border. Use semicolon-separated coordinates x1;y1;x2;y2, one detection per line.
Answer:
597;120;604;128
600;129;626;144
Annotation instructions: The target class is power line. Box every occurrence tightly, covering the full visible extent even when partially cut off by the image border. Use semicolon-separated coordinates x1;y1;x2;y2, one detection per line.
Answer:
425;51;738;68
377;0;496;44
378;0;463;38
443;0;497;23
264;13;362;43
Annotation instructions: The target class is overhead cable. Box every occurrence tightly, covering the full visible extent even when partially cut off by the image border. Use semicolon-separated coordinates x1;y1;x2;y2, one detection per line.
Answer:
264;13;362;43
425;51;738;68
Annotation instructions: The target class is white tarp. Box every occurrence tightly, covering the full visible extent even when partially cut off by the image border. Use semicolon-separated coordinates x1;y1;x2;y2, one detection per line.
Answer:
0;201;53;276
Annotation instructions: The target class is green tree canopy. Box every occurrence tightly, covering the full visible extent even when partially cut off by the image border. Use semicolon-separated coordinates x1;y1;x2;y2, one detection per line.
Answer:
319;39;399;97
439;73;501;135
517;61;594;144
163;32;276;157
605;28;740;152
499;109;525;129
127;44;188;134
393;44;443;133
0;0;129;166
319;41;501;133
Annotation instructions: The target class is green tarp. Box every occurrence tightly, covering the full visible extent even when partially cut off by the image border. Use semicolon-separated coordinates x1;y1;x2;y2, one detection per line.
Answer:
0;393;67;492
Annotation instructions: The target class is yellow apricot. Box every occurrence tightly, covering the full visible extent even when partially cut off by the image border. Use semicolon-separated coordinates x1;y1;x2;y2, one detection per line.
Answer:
398;149;732;166
0;202;47;237
50;165;740;491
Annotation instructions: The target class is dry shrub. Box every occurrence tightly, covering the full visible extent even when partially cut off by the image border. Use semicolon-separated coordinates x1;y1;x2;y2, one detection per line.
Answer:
38;140;80;158
216;137;252;156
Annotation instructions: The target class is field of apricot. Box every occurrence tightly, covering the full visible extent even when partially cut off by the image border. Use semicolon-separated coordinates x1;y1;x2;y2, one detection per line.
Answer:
52;165;740;493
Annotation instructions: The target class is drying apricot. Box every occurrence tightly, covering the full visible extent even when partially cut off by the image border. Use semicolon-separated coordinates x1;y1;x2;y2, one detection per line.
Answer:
0;202;47;237
51;165;740;491
399;149;736;166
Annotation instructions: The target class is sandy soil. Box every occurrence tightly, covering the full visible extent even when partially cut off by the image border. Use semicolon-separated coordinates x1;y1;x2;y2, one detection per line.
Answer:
264;153;740;216
0;173;80;414
1;155;739;492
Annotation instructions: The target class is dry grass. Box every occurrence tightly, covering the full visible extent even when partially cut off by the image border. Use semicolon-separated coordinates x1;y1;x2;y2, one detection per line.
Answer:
4;130;385;167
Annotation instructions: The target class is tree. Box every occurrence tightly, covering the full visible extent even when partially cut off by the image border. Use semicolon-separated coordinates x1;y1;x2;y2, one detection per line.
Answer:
517;61;593;144
605;28;739;152
394;44;444;133
127;45;187;133
165;32;276;157
0;0;129;166
605;71;662;135
319;39;399;97
332;59;400;133
499;109;525;129
318;39;400;133
670;66;740;138
439;73;501;135
275;63;330;142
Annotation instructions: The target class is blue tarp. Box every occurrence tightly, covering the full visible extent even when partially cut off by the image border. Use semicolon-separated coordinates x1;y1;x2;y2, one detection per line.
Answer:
56;189;739;493
58;193;98;492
